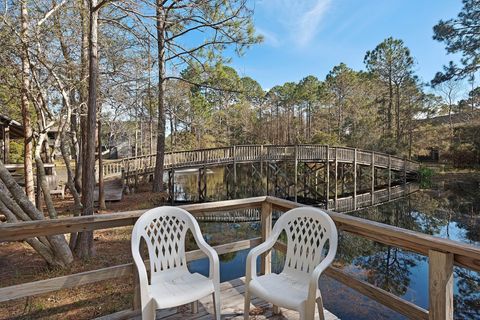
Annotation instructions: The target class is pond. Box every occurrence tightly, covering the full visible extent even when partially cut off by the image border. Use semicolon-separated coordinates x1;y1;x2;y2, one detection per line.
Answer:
173;169;479;319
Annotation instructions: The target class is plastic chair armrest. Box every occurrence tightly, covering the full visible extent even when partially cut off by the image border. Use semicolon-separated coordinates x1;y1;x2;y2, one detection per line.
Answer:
191;226;220;283
246;234;279;283
307;250;336;301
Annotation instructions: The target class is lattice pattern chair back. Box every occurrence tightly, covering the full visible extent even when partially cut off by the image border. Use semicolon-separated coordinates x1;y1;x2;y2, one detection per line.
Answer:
132;206;193;282
279;207;336;275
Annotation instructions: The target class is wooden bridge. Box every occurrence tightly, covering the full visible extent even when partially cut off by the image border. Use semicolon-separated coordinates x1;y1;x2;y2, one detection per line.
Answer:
102;145;420;212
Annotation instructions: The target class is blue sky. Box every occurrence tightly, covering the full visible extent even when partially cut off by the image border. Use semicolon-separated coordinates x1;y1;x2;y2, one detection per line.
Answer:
230;0;463;90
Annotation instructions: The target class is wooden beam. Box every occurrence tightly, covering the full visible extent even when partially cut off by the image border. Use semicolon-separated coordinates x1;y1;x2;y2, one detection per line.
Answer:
325;145;330;210
3;125;9;164
334;148;338;210
0;197;267;242
353;148;357;210
260;201;272;275
371;152;375;205
0;237;262;303
388;155;392;201
429;250;453;320
294;145;298;202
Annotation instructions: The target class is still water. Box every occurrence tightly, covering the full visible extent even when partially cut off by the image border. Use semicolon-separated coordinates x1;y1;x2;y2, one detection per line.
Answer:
174;168;479;319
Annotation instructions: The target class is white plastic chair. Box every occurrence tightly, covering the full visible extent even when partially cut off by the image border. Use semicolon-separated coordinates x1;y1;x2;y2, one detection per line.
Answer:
131;206;221;320
244;207;338;320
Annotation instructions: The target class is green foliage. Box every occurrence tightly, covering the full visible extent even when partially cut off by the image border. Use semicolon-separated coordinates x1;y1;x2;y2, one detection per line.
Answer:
8;141;24;164
418;167;434;188
432;0;480;83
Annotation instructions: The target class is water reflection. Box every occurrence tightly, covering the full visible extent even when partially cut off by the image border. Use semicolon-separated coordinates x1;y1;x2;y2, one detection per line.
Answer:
179;169;479;319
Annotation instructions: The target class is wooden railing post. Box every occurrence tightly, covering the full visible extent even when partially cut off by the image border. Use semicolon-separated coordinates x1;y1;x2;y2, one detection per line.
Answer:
429;250;453;320
388;155;392;201
294;144;298;202
334;147;338;210
233;145;237;198
353;148;357;210
260;201;272;275
371;151;375;205
132;264;141;310
325;145;330;210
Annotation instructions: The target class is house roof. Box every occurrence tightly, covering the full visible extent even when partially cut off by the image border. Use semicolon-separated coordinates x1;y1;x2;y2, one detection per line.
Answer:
0;114;24;139
417;110;480;127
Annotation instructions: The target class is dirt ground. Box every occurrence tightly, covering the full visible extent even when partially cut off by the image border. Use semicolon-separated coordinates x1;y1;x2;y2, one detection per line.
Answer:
0;184;174;320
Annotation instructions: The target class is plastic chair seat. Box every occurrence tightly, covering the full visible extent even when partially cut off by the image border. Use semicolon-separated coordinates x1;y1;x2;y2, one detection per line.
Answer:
249;272;310;310
150;271;215;308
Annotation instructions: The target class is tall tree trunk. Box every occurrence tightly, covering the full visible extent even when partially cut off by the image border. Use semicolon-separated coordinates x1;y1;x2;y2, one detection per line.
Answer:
153;2;166;193
98;119;106;210
78;0;90;192
20;1;35;203
388;70;393;135
395;84;401;145
74;0;98;258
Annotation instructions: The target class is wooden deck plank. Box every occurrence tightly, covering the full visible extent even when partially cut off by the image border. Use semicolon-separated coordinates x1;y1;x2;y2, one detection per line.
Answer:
128;277;339;320
94;177;123;202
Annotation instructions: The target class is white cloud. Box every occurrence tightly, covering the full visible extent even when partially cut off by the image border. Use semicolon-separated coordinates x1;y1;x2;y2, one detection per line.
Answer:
297;0;331;46
257;0;332;48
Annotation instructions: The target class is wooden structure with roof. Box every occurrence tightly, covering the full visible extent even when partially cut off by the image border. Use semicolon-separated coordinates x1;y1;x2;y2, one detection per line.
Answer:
0;114;24;164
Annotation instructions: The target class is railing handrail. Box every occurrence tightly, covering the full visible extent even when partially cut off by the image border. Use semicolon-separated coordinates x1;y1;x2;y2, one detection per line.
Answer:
0;196;478;270
111;144;419;173
0;196;473;320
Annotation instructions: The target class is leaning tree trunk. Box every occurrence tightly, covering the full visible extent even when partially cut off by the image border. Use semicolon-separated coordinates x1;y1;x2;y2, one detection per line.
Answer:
60;136;82;211
0;159;73;267
74;0;98;258
153;3;166;193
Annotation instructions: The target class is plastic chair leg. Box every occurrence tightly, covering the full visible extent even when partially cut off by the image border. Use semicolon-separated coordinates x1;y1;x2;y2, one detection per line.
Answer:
213;291;221;320
243;289;251;320
141;300;156;320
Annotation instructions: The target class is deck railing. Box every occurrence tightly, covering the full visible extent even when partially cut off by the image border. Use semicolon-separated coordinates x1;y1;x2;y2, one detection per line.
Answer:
1;196;473;320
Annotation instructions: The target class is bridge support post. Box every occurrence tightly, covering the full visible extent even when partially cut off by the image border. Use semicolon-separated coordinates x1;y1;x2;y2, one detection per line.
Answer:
353;148;357;210
388;155;392;201
371;152;375;205
325;146;330;210
168;169;175;204
198;167;207;202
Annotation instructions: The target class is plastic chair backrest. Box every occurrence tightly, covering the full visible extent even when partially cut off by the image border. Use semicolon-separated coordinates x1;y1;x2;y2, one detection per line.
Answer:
274;207;337;275
132;206;196;282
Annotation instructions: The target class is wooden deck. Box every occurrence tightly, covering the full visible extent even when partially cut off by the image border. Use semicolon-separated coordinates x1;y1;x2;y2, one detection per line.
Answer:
101;277;339;320
1;197;478;320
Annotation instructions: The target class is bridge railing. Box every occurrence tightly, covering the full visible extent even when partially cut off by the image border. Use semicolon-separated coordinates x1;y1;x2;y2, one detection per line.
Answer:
1;196;477;320
105;144;420;179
